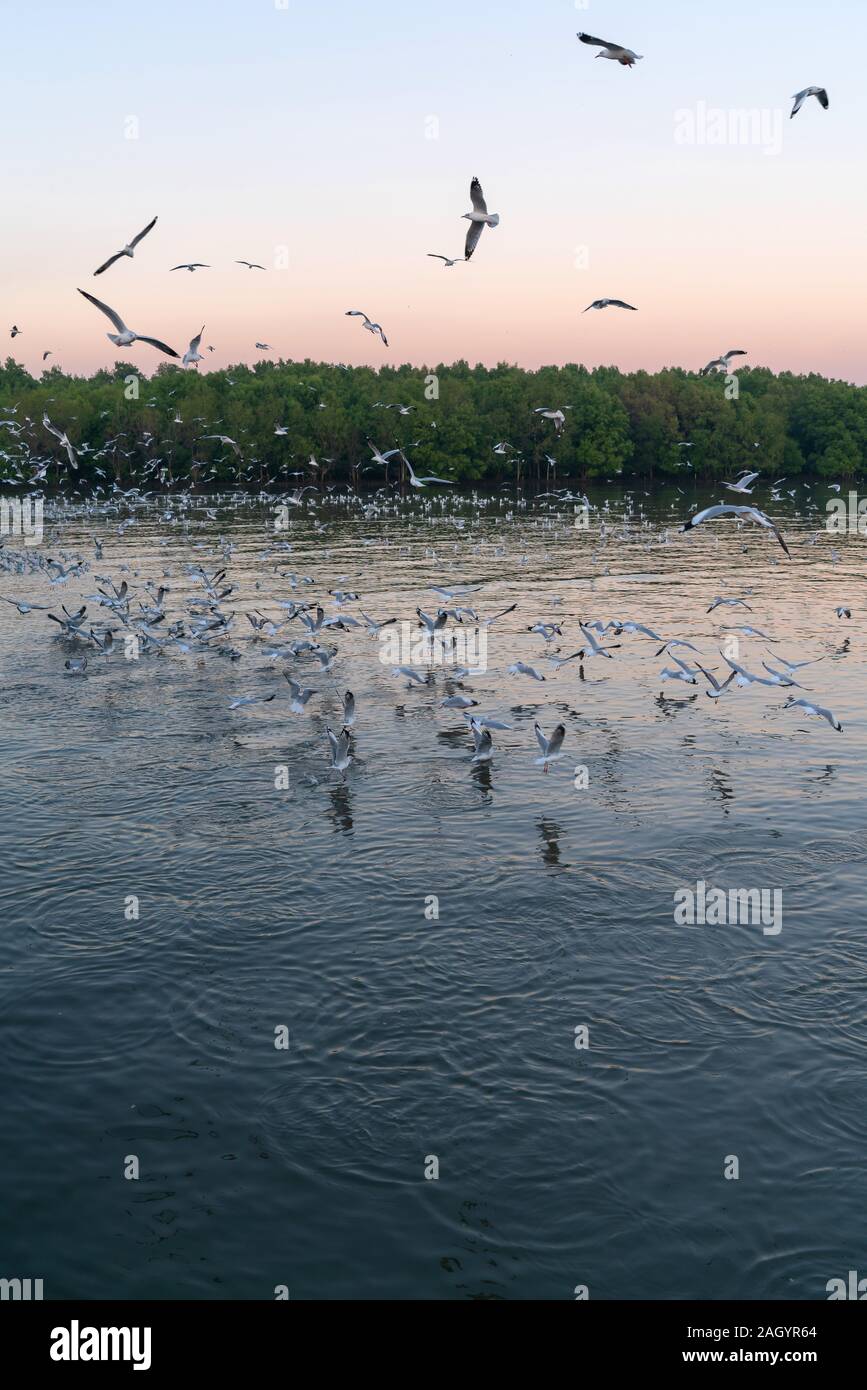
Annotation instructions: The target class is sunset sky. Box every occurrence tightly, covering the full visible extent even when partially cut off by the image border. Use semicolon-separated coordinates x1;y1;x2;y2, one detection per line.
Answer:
3;0;865;380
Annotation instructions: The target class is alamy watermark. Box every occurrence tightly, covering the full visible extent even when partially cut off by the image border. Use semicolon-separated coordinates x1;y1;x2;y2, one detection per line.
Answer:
674;103;784;158
0;497;43;546
674;880;782;936
379;623;487;674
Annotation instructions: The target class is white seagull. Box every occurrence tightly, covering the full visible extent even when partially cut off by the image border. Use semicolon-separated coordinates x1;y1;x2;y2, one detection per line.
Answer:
427;254;464;267
462;178;500;260
534;722;567;772
183;327;205;368
791;87;828;119
405;456;454;489
700;350;747;376
77;289;179;357
577;32;643;66
326;726;353;772
345;310;388;347
170;263;209;272
93;216;158;275
469;719;494;764
236;260;265;269
783;697;841;731
680;504;790;558
723;470;760;495
42;413;78;470
284;675;317;712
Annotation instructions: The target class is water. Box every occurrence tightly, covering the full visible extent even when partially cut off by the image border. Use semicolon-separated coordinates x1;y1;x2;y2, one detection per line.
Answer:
1;488;865;1300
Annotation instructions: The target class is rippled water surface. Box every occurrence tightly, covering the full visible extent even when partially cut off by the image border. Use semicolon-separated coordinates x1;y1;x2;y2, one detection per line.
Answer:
1;488;865;1300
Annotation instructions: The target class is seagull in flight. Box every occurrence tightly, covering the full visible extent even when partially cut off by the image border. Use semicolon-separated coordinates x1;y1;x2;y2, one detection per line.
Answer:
236;260;265;269
791;87;829;118
404;456;454;489
680;504;790;558
707;595;753;613
284;675;317;712
170;263;209;272
534;722;566;772
10;324;22;338
700;350;747;376
427;254;464;267
695;664;736;699
77;289;179;357
784;697;841;731
469;719;494;764
42;413;78;469
326;726;353;773
583;298;637;312
345;310;388;346
182;327;205;368
93;216;158;275
577;32;643;66
723;470;760;495
462;178;500;260
507;661;546;681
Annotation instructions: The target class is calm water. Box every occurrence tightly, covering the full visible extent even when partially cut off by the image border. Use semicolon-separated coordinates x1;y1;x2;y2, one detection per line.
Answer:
1;488;865;1300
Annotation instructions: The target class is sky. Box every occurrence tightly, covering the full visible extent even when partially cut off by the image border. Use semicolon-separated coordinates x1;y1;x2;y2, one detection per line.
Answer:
2;0;866;381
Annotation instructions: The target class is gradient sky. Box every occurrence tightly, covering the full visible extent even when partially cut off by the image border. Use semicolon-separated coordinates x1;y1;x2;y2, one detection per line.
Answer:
3;0;865;380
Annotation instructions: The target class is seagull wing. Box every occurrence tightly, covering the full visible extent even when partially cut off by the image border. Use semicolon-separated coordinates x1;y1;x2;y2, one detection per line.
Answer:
464;220;484;260
136;335;180;358
534;722;549;754
129;216;158;249
189;326;204;352
92;251;125;276
469;177;487;213
77;288;128;333
610;300;638;310
577;32;618;52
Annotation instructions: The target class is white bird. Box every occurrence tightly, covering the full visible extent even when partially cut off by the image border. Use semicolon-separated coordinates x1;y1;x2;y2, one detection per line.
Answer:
170;263;209;272
326;726;353;772
342;691;356;727
679;504;790;558
462;177;500;260
42;413;77;470
77;289;179;358
583;299;637;312
577;32;643;66
578;623;619;659
707;596;752;613
700;350;747;376
229;693;277;710
835;606;852;619
183;326;205;368
660;657;698;685
93;216;158;275
427;254;464;267
791;87;828;119
534;722;566;771
784;697;841;731
236;260;265;269
392;665;429;686
507;661;546;681
442;694;479;709
404;456;454;489
345;310;388;347
283;675;317;712
469;719;494;763
695;664;736;699
533;407;568;434
723;470;760;495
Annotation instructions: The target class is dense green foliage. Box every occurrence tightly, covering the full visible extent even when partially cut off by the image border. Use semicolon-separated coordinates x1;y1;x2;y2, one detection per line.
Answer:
2;355;866;491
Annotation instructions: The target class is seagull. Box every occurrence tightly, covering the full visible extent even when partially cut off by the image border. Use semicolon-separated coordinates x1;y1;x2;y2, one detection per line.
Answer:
42;413;78;469
229;693;277;709
170;263;209;272
578;623;620;659
707;596;753;613
695;664;736;699
342;691;356;727
835;606;852;619
392;665;429;686
660;657;698;685
534;722;566;772
723;470;760;495
791;87;829;119
680;504;790;558
469;718;494;764
283;675;317;712
64;655;88;674
345;310;388;347
656;639;702;658
441;694;479;709
533;408;568;433
199;433;242;456
427;254;464;267
462;177;500;260
77;289;179;357
236;260;265;269
42;350;52;361
255;342;272;351
326;726;353;772
183;327;205;368
93;216;158;275
722;654;799;689
583;299;637;312
404;456;454;489
10;325;22;338
783;697;841;731
0;597;51;614
507;661;546;681
577;32;643;66
700;350;747;376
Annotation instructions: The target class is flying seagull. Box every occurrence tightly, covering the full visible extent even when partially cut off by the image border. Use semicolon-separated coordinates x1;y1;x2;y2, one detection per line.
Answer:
284;675;317;712
791;87;828;119
404;456;454;489
427;254;464;267
236;260;265;269
700;350;747;376
723;470;760;495
577;32;643;66
783;697;841;731
583;299;637;312
77;288;179;357
42;413;78;470
680;504;790;558
345;310;388;346
696;664;736;699
462;178;500;260
183;327;205;367
93;217;158;276
10;325;22;337
170;263;209;272
326;726;353;773
469;718;494;764
534;722;566;772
